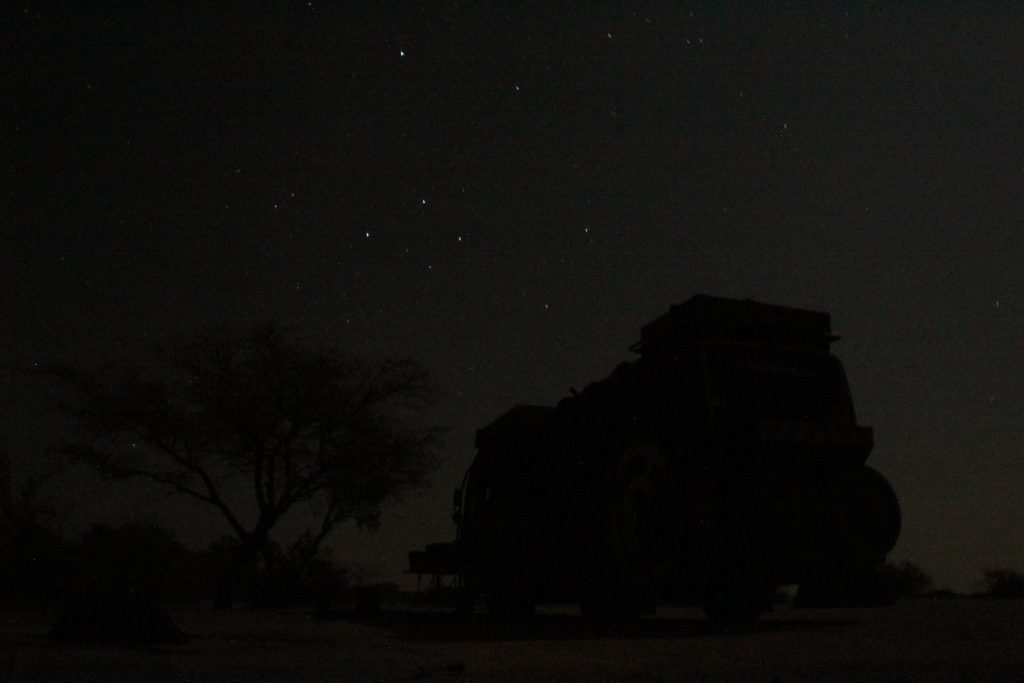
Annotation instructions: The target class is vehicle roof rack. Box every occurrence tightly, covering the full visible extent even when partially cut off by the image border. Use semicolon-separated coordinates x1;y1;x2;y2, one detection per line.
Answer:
631;294;838;354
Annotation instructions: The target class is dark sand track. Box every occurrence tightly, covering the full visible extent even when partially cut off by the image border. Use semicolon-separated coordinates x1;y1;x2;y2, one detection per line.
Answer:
3;599;1023;681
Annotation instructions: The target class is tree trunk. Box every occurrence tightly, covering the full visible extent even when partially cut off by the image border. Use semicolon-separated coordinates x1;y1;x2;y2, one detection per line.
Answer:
213;535;264;608
291;530;328;584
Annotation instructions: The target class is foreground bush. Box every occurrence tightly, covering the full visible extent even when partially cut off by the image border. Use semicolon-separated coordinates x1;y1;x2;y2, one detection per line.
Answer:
49;586;186;645
0;524;72;610
2;520;353;612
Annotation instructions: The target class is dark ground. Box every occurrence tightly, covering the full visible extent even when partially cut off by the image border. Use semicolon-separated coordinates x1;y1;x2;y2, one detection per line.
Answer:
2;599;1022;681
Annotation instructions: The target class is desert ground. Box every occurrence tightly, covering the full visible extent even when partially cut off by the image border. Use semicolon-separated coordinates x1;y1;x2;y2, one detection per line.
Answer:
3;599;1023;682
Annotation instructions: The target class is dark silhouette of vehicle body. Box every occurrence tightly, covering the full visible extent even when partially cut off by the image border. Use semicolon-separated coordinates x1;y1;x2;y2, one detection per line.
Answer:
410;295;900;621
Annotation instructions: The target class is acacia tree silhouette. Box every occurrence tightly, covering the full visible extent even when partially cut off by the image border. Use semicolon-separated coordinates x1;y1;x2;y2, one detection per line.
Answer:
50;324;440;606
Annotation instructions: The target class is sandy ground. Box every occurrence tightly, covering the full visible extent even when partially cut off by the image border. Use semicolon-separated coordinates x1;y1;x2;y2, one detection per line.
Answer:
2;599;1023;682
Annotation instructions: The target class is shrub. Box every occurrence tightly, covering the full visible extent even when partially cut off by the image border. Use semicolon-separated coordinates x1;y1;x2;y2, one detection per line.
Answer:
66;522;207;606
984;568;1024;599
878;561;934;599
49;586;186;645
0;524;73;609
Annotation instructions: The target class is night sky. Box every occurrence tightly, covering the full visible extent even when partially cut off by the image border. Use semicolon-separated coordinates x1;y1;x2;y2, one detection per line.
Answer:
4;3;1023;593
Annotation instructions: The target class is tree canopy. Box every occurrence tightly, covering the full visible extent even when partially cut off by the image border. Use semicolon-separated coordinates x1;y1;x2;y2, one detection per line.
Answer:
51;324;441;603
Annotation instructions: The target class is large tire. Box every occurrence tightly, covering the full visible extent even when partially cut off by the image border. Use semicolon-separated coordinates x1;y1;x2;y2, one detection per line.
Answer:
795;466;901;608
834;465;901;561
486;592;535;618
701;575;771;625
484;570;535;618
453;585;477;617
578;578;655;619
574;441;678;620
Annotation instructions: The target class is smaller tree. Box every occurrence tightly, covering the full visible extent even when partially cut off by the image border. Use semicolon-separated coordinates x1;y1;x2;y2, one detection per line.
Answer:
51;323;441;605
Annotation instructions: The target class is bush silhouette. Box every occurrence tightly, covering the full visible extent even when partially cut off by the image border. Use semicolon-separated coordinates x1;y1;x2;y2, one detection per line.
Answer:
72;523;193;601
878;561;934;599
984;568;1024;599
49;586;186;645
199;534;350;608
47;523;191;644
0;524;73;610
